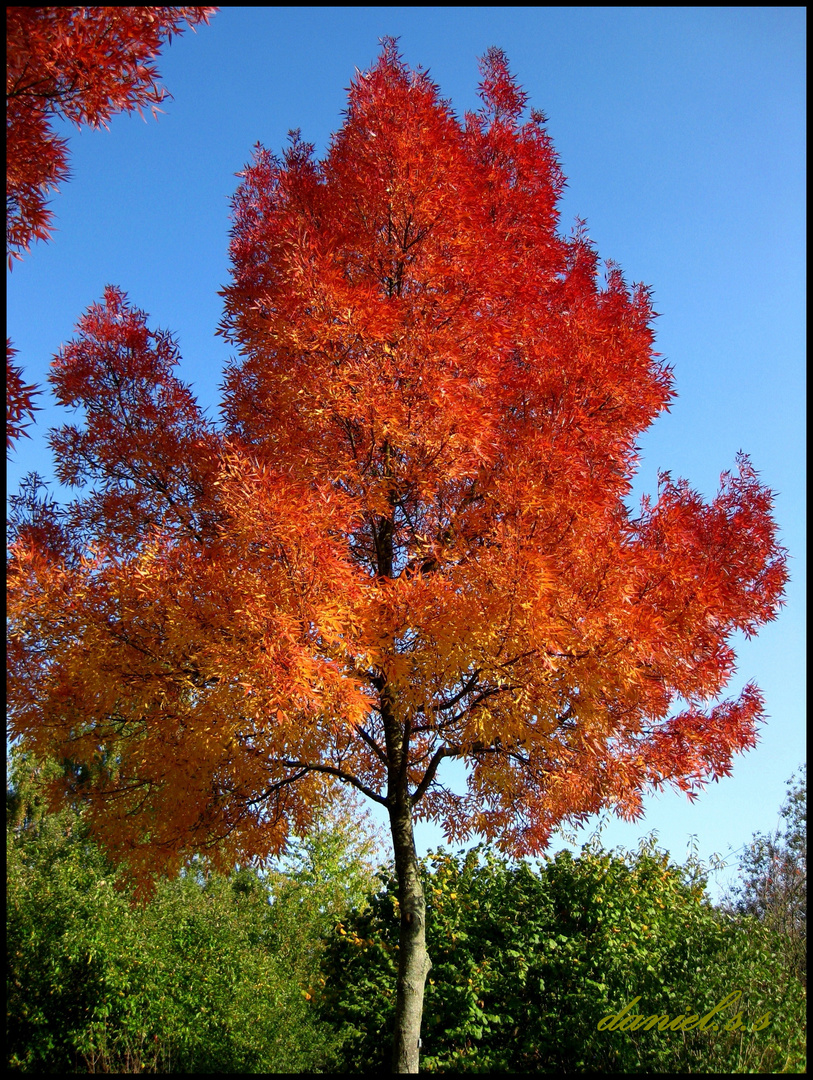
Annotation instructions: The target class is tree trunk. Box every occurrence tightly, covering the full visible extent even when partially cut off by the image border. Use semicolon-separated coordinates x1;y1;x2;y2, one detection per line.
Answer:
389;795;431;1073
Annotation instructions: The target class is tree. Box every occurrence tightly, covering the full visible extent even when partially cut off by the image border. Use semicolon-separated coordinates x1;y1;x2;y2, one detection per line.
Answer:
7;42;788;1073
5;5;216;452
725;765;806;982
264;784;388;949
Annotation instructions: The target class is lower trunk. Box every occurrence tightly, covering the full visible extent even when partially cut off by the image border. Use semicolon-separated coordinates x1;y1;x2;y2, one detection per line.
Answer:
389;797;431;1073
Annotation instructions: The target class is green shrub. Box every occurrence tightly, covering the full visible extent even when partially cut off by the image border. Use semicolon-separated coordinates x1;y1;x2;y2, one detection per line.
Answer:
6;752;367;1073
319;840;806;1073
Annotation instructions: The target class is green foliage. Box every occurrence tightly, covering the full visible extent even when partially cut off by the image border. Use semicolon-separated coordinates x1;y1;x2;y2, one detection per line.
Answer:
319;839;806;1073
8;746;805;1073
263;785;387;966
7;754;134;1072
6;751;378;1073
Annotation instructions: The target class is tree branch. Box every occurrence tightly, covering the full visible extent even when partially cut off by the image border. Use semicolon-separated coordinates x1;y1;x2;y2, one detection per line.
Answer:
278;757;387;806
411;744;458;806
353;722;388;765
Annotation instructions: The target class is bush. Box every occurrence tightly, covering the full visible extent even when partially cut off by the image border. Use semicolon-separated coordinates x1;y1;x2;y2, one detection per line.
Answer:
7;751;372;1073
319;839;806;1073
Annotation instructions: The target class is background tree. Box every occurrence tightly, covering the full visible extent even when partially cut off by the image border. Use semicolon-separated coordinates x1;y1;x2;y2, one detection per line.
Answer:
7;43;788;1072
5;5;215;451
264;785;388;964
724;764;806;984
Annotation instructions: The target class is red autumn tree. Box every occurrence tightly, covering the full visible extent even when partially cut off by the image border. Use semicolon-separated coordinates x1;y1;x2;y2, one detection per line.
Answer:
7;43;788;1073
5;5;215;452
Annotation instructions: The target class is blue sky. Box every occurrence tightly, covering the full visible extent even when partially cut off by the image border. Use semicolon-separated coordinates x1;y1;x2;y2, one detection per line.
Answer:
7;7;805;898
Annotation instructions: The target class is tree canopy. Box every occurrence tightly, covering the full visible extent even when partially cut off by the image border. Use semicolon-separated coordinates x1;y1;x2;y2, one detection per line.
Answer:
8;41;787;874
6;40;789;1071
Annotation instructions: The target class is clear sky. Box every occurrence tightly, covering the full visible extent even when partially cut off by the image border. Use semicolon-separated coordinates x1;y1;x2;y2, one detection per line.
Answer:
7;6;805;899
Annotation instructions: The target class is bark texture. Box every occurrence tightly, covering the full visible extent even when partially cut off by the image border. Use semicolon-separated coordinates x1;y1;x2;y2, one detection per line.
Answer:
389;796;431;1073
